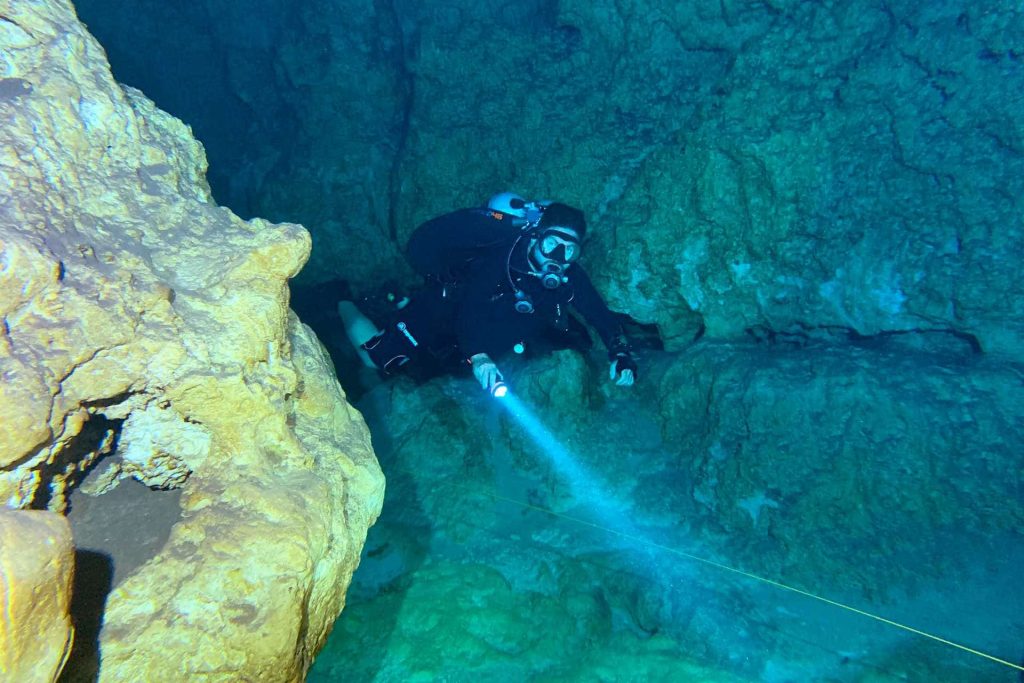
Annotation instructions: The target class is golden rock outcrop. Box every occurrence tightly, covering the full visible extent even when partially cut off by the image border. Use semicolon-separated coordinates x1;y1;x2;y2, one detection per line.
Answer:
0;1;384;680
0;509;75;683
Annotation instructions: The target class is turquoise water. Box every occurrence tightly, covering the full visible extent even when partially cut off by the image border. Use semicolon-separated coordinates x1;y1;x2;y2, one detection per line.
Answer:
66;0;1024;679
308;349;1023;682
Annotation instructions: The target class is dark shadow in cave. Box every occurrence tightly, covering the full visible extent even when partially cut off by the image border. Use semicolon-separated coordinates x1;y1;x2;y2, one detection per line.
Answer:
290;278;385;402
66;477;183;587
73;0;298;218
35;406;186;682
30;414;121;511
57;549;111;683
59;477;183;681
746;322;983;357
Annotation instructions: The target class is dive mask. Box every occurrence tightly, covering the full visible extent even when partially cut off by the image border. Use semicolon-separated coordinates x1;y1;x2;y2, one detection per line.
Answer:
528;228;579;289
537;228;581;263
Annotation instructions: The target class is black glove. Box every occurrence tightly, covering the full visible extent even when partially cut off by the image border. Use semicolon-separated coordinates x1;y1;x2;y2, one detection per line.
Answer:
607;332;636;385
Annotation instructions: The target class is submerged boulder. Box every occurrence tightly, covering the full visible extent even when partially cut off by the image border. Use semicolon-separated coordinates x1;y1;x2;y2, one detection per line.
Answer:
0;509;75;683
0;1;383;680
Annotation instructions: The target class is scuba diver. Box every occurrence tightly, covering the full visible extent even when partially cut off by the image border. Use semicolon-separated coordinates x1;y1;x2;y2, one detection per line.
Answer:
338;193;638;394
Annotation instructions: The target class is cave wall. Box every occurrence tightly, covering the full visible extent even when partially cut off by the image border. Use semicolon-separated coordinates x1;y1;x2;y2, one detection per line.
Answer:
72;0;1023;357
29;0;1022;676
0;1;384;680
642;342;1024;593
393;1;1024;355
73;0;409;289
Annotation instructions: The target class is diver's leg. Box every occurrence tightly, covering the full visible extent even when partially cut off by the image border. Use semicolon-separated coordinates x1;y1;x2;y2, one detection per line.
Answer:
337;300;381;368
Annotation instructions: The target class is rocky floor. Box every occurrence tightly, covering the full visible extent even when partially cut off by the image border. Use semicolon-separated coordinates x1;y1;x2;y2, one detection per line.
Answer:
309;349;1024;682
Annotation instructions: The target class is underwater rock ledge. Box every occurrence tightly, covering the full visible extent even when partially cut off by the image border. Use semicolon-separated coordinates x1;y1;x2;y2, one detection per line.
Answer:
0;1;384;681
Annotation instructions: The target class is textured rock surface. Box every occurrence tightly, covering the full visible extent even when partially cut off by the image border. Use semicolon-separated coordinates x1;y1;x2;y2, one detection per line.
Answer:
642;342;1024;592
389;1;1024;356
577;2;1024;355
0;509;75;683
316;558;746;682
311;368;753;681
74;0;1023;356
312;343;1023;680
484;345;1024;598
0;1;384;681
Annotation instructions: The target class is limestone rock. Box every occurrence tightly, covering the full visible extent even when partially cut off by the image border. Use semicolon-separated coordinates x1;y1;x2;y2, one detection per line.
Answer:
107;403;213;491
577;3;1024;356
0;1;384;680
0;509;75;683
644;341;1024;591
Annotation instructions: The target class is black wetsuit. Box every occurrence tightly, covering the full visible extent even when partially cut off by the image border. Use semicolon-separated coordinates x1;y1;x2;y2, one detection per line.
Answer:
363;207;628;374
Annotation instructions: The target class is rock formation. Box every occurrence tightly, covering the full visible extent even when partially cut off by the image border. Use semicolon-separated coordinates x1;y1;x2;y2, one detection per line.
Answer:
0;1;384;680
0;509;75;683
43;0;1024;679
72;1;1023;358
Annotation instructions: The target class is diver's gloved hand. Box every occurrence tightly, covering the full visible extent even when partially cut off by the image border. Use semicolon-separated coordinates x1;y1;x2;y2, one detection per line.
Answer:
609;352;637;387
470;353;503;392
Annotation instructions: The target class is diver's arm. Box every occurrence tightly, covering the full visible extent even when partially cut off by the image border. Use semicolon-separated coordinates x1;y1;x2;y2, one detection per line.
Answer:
569;267;637;384
567;267;629;351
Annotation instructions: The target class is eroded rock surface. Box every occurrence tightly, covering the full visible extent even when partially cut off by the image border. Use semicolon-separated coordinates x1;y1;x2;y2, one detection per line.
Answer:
642;342;1024;591
0;509;74;683
0;1;384;680
319;343;1023;679
389;2;1024;356
73;1;1023;357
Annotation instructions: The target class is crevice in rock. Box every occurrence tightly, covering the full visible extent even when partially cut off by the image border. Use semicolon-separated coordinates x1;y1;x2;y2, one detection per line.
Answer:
848;327;983;355
621;316;665;351
57;549;111;683
746;322;983;356
81;390;137;410
25;407;184;682
0;13;31;36
29;414;122;511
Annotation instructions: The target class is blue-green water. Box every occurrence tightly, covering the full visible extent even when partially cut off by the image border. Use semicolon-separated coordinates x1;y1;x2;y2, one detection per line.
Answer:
307;349;1023;682
67;0;1024;679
